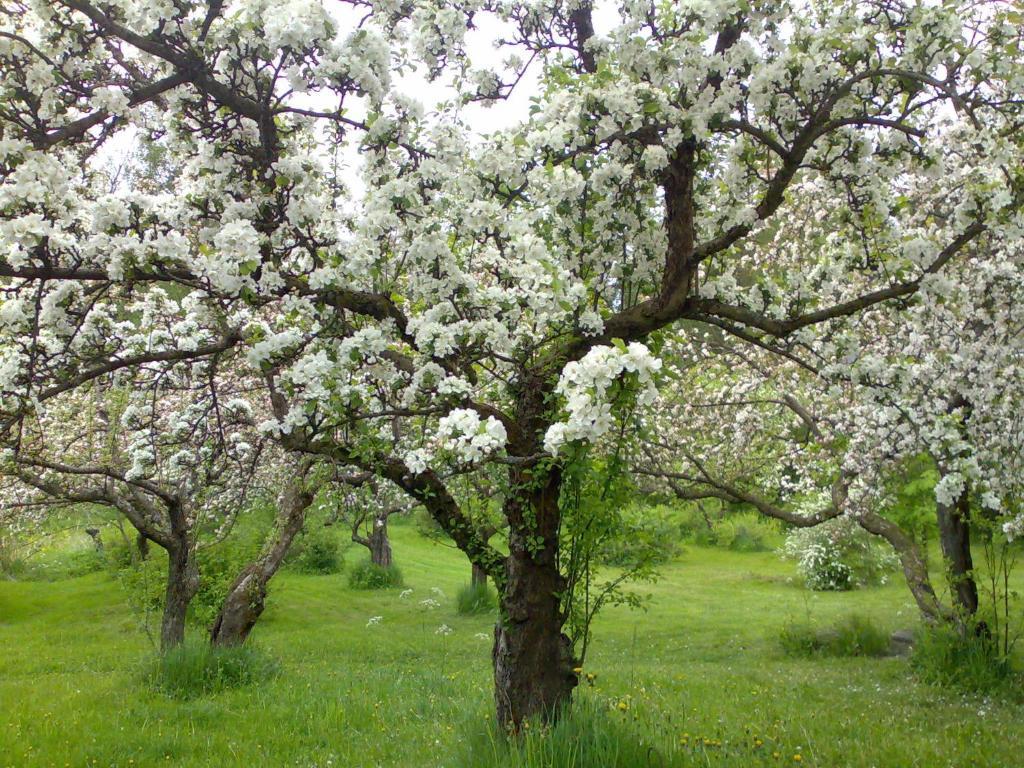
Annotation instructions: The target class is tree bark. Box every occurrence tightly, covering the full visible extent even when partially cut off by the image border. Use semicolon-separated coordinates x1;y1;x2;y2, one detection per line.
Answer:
936;485;979;619
493;469;577;729
472;561;488;587
210;480;314;646
858;511;953;625
161;543;199;651
369;519;392;568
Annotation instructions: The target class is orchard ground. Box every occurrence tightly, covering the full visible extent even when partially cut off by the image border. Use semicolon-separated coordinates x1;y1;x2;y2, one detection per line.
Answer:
1;519;1022;768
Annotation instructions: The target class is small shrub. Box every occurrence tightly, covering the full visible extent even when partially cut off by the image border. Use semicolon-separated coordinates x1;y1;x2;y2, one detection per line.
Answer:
192;540;264;627
290;526;342;574
348;560;403;590
111;549;166;620
597;504;680;567
676;505;714;543
456;581;497;614
780;614;890;658
911;625;1014;693
675;506;780;551
0;552;29;579
105;539;141;570
61;546;108;577
714;513;778;552
781;516;898;591
110;535;265;629
146;641;278;699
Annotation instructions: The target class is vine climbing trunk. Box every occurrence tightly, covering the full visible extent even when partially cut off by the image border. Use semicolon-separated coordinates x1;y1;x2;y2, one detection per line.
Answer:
493;468;577;729
210;479;314;646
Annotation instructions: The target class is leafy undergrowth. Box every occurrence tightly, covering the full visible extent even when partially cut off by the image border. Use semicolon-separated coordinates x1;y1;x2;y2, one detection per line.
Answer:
1;520;1022;767
911;625;1020;696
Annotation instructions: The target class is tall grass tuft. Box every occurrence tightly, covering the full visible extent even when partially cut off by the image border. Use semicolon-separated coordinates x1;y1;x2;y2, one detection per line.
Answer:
347;560;404;589
911;625;1015;694
780;614;890;658
145;641;278;699
454;696;682;768
456;581;497;614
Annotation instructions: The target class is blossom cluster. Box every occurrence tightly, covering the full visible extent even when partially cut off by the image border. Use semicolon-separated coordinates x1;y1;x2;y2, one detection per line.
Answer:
545;343;661;455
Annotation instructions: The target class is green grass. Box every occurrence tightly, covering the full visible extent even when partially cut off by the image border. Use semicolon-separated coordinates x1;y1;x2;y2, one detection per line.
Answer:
1;520;1023;767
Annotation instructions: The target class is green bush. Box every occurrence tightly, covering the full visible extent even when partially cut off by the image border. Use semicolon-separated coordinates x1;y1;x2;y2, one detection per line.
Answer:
675;505;714;543
348;560;404;590
456;581;497;614
60;546;108;577
111;548;166;620
109;534;265;629
192;540;264;627
675;506;780;551
145;641;278;699
104;539;141;570
780;614;890;658
0;547;29;579
596;504;681;567
288;525;343;574
714;513;779;552
911;625;1014;693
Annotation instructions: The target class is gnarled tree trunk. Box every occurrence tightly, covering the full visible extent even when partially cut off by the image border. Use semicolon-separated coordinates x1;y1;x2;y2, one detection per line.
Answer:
369;519;392;568
493;469;577;729
210;480;314;646
161;543;199;651
858;511;953;625
936;485;979;620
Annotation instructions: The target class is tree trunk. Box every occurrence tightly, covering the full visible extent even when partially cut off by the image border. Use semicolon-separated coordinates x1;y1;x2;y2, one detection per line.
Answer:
493;469;577;729
936;485;979;619
472;561;488;586
85;527;103;552
210;480;314;646
369;519;392;568
858;511;953;625
161;544;199;651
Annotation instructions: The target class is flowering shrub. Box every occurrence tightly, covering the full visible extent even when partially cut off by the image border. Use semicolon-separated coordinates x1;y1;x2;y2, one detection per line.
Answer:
781;517;899;591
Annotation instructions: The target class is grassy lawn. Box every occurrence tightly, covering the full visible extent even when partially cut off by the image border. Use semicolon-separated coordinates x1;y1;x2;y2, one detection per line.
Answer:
1;522;1022;767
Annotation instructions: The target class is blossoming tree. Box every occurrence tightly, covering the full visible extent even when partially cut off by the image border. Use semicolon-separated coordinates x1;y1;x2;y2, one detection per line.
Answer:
1;0;1023;727
2;357;264;650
